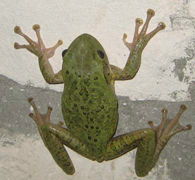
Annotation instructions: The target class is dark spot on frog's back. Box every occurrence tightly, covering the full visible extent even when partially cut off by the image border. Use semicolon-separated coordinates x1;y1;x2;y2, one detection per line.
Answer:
88;136;92;140
83;112;86;115
66;70;69;74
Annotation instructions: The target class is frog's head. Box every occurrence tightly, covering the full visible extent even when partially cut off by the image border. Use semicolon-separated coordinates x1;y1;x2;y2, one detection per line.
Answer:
62;34;113;87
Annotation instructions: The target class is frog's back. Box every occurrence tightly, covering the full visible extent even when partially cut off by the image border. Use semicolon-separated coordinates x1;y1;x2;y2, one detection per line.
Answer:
61;75;118;146
61;34;118;158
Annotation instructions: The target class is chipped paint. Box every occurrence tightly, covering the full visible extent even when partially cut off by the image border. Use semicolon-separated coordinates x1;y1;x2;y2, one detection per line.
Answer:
173;57;187;82
172;38;195;84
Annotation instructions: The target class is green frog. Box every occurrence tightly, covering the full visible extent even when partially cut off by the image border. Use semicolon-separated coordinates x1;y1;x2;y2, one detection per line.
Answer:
14;9;192;177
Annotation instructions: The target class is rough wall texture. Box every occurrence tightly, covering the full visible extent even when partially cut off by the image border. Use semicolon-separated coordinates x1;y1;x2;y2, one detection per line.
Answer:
0;0;195;180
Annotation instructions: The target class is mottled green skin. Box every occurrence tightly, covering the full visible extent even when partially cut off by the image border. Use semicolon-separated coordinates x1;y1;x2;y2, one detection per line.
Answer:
15;11;190;177
61;34;118;161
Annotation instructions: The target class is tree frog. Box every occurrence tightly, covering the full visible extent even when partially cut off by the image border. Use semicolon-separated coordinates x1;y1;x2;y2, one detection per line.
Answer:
14;9;192;177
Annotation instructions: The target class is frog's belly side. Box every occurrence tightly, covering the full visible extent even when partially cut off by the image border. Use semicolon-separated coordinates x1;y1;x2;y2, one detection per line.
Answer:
61;88;118;158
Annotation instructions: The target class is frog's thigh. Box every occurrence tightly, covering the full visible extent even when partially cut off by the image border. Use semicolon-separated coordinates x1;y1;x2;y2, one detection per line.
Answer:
40;124;94;174
105;129;156;176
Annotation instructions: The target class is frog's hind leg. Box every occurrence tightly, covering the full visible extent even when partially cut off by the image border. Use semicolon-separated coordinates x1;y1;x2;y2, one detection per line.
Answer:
105;105;191;177
28;98;75;175
105;128;156;177
28;98;93;175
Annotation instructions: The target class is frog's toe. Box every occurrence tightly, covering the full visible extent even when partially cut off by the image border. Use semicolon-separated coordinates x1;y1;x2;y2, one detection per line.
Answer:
14;26;38;47
29;112;38;122
148;104;192;142
28;97;53;127
147;105;192;158
139;9;155;36
123;9;166;52
122;18;143;51
31;23;63;58
46;39;63;58
122;33;132;51
14;42;20;49
162;105;191;137
32;24;40;31
14;42;32;51
146;22;166;41
14;26;22;34
147;9;155;17
14;24;63;59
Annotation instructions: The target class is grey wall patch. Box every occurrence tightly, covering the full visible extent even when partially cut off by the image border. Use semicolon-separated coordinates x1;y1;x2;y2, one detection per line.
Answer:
172;38;195;83
170;1;195;30
173;57;187;82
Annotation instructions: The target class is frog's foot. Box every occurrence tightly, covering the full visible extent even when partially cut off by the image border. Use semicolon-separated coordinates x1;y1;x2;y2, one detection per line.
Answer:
123;9;166;51
14;25;63;59
148;105;192;157
28;97;53;127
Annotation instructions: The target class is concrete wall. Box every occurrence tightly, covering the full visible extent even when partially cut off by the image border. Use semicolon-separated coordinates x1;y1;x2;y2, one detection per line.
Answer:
0;0;195;179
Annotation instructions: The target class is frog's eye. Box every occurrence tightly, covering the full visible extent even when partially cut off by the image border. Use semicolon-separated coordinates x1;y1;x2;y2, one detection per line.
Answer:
62;49;68;57
97;50;104;59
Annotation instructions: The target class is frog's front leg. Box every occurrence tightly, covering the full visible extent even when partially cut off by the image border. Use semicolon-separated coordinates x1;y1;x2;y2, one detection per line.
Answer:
28;98;94;175
105;105;191;177
14;25;63;84
111;9;166;80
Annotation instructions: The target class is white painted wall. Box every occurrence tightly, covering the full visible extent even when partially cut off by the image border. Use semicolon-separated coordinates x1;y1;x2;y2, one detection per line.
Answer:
1;1;195;180
1;0;195;101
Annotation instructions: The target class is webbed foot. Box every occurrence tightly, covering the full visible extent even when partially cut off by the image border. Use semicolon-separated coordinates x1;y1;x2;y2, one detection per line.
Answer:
28;97;64;127
123;9;166;51
14;25;63;59
28;97;53;127
148;105;192;157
